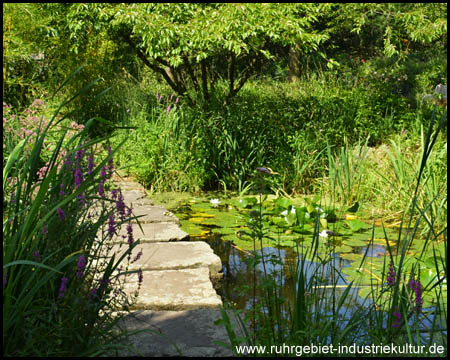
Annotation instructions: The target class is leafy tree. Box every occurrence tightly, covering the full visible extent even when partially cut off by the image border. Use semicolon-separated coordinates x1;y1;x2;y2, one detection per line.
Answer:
64;3;329;107
325;3;447;59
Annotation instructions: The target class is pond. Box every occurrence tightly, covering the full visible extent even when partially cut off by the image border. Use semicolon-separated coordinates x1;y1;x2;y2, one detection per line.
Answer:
150;192;446;315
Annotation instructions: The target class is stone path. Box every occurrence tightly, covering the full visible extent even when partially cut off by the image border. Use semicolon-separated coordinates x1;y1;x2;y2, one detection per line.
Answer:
104;175;236;356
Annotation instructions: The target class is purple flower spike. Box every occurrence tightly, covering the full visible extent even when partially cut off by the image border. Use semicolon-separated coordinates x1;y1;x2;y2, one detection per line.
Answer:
108;215;116;238
127;222;134;245
76;255;86;278
74;167;84;188
57;208;65;221
392;311;401;328
386;262;396;286
58;276;69;299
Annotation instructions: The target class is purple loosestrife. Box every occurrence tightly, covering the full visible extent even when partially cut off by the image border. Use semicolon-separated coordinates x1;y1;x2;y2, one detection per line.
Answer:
98;182;105;198
132;249;143;263
74;167;84;189
126;222;134;246
386;262;396;286
108;215;116;239
409;279;423;313
59;183;65;196
138;269;143;285
57;276;69;299
392;311;402;328
57;208;65;221
116;190;126;217
76;255;86;278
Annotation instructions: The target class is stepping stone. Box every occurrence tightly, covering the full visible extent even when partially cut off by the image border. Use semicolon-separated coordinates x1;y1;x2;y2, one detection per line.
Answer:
113;180;144;191
130;205;180;224
113;309;236;357
117;190;155;206
113;222;189;243
123;268;223;310
100;241;222;277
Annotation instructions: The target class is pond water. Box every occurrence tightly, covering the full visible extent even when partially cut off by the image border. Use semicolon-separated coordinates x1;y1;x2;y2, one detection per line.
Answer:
150;191;446;316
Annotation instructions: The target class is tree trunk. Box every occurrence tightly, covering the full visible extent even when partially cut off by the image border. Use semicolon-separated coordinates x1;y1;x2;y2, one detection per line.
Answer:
288;45;302;82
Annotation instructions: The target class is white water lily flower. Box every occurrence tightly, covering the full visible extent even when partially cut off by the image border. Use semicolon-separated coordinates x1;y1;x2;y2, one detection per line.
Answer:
281;210;288;216
319;230;329;238
210;198;220;206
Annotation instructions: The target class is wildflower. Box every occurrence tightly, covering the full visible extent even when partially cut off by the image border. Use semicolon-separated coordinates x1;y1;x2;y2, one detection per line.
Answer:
59;183;65;196
126;222;134;245
75;146;85;163
409;279;423;313
74;167;84;188
361;58;365;63
100;165;107;180
76;255;86;278
319;230;335;238
89;287;98;299
111;188;119;200
116;191;126;217
108;215;116;238
167;104;171;114
392;311;401;328
175;97;180;105
132;249;143;263
98;182;105;197
57;276;69;299
57;208;65;221
386;262;396;286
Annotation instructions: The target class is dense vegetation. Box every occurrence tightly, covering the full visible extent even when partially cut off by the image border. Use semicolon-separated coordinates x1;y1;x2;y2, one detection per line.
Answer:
3;3;447;356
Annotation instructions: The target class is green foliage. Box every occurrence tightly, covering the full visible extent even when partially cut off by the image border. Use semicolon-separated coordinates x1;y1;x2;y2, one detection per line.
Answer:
3;79;143;357
63;3;330;107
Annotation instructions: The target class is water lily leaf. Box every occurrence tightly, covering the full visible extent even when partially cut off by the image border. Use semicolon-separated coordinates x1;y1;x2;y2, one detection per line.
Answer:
342;237;367;247
274;197;291;209
345;219;370;232
272;216;288;228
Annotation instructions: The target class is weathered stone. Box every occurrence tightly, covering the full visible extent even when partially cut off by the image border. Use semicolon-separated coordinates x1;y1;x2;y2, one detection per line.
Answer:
123;268;222;310
100;241;222;277
119;190;155;206
114;222;189;243
113;309;237;357
129;205;180;224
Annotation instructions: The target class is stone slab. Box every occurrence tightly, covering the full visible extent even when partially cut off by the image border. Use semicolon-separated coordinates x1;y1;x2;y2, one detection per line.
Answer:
123;268;223;310
118;190;155;206
113;222;189;243
130;205;180;224
113;309;237;357
102;241;222;277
